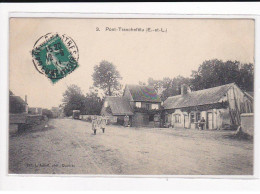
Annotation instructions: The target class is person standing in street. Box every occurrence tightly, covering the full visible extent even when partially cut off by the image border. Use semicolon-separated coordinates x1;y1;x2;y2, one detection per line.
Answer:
200;117;206;130
92;116;98;135
124;115;129;127
100;114;106;133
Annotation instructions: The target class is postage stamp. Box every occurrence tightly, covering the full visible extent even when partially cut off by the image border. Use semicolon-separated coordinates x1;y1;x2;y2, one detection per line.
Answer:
32;33;79;83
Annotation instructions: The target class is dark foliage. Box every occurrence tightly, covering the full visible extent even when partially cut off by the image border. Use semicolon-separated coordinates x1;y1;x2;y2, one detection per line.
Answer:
62;85;103;117
148;59;253;100
92;60;122;96
84;87;103;115
190;59;254;91
42;109;53;118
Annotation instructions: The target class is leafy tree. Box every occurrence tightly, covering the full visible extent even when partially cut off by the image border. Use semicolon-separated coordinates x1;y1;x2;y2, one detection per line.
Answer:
84;87;103;115
239;63;254;91
191;59;253;91
147;59;253;101
92;60;122;96
62;84;86;116
148;76;190;101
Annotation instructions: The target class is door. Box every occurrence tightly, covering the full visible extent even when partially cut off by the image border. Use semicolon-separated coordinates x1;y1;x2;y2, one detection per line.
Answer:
184;115;189;128
207;112;213;129
170;113;174;127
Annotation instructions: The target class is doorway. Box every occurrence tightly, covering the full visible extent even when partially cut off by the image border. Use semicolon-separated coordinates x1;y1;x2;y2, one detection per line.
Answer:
207;112;213;129
184;115;189;128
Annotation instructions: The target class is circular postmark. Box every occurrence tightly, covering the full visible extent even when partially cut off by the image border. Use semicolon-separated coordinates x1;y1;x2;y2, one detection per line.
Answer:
32;33;79;84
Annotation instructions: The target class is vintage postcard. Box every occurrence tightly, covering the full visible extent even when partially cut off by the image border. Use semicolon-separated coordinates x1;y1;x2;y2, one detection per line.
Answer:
8;17;254;176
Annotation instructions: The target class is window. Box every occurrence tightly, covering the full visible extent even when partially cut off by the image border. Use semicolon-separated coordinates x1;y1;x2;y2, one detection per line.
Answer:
196;112;201;122
135;102;141;108
151;104;159;110
104;101;108;108
190;113;195;123
175;114;181;123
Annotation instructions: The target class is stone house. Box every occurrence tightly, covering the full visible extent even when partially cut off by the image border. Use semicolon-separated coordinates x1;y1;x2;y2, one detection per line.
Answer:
101;84;162;127
163;83;253;130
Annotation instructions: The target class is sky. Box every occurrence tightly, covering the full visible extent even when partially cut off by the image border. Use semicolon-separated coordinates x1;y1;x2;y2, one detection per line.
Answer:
9;18;254;109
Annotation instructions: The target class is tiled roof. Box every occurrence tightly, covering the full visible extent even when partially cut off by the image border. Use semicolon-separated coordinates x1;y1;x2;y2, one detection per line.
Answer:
105;96;133;116
163;83;234;110
127;85;161;102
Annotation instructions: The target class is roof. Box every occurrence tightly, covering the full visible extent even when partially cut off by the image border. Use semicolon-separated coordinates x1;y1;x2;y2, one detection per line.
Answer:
9;95;27;105
163;83;234;110
245;91;254;100
127;84;161;102
105;96;133;116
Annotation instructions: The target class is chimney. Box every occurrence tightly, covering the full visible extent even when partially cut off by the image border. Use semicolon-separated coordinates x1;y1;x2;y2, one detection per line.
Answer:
181;84;191;96
25;95;27;103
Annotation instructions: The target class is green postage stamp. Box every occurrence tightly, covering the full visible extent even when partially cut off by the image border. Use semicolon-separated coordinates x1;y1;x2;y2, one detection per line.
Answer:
32;33;79;83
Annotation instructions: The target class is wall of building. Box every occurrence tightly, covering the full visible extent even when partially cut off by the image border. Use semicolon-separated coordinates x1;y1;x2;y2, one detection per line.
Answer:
165;107;233;130
216;108;231;129
241;113;254;136
132;101;161;110
170;109;184;128
219;85;253;118
26;115;44;125
189;109;231;130
132;112;149;127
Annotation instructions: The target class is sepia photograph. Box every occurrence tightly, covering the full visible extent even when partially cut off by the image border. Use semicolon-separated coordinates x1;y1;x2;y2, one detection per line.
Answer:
8;18;254;176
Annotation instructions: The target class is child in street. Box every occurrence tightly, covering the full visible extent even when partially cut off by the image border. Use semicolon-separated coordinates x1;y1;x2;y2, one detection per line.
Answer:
92;116;98;135
100;114;106;133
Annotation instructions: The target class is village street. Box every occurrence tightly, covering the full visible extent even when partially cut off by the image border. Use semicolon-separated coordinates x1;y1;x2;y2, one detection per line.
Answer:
9;118;253;175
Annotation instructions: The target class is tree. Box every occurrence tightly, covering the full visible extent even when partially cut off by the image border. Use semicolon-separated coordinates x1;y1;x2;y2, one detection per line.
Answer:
190;59;254;91
62;84;86;116
84;87;103;115
146;59;253;101
148;76;190;101
239;63;254;91
92;60;122;96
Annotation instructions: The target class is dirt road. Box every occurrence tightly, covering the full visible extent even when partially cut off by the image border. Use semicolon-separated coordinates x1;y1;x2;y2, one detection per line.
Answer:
9;118;253;175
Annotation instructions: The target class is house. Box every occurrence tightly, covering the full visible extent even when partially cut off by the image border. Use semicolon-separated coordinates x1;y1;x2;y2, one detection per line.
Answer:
101;96;133;125
101;84;162;127
28;107;43;115
163;83;253;130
